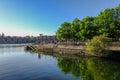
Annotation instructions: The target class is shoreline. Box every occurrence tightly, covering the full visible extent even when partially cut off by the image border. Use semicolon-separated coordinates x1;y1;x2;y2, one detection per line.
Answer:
25;43;86;55
24;42;120;59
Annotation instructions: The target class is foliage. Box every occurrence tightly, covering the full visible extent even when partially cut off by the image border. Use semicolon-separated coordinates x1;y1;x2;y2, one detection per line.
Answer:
86;34;111;57
56;22;72;40
56;4;120;41
71;18;81;40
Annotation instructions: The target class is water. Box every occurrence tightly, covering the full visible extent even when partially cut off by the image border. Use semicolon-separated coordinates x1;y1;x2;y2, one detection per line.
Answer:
0;46;120;80
0;44;31;48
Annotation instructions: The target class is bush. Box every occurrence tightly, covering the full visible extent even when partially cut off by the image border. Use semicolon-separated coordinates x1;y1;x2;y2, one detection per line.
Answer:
86;34;111;57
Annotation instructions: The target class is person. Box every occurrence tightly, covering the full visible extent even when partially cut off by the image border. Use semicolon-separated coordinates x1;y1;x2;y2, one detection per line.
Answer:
54;41;58;48
76;41;79;46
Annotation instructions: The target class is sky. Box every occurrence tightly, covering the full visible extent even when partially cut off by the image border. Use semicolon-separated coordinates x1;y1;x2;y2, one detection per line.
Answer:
0;0;120;36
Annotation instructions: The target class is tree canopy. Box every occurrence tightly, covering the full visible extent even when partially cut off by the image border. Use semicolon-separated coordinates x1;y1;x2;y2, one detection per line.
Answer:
56;4;120;41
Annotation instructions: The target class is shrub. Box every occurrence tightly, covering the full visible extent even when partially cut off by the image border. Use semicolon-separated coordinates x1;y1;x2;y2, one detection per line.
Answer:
86;34;111;57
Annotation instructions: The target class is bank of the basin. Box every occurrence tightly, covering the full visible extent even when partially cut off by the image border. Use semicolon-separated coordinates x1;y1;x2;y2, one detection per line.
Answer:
25;43;85;55
24;42;120;59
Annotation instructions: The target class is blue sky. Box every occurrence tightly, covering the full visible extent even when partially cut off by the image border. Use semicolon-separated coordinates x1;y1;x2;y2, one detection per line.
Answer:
0;0;120;36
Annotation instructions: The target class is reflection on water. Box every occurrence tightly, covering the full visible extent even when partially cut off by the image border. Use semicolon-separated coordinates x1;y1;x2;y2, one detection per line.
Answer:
0;46;120;80
57;57;120;80
0;47;80;80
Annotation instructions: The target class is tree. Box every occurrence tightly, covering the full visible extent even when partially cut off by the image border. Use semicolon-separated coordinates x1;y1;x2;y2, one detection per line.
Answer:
86;34;111;57
95;6;120;40
56;22;72;40
78;16;97;40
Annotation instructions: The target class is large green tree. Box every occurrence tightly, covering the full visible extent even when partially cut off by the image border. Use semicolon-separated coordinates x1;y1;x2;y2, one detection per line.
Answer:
95;7;120;40
56;22;72;40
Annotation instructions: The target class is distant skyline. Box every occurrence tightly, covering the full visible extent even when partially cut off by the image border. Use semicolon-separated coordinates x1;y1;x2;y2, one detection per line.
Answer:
0;0;120;36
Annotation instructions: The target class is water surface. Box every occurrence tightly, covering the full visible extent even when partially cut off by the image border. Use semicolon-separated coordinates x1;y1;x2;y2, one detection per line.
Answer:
0;46;120;80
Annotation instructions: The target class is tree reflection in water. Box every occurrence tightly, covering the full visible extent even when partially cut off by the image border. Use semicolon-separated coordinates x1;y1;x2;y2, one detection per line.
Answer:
57;57;120;80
